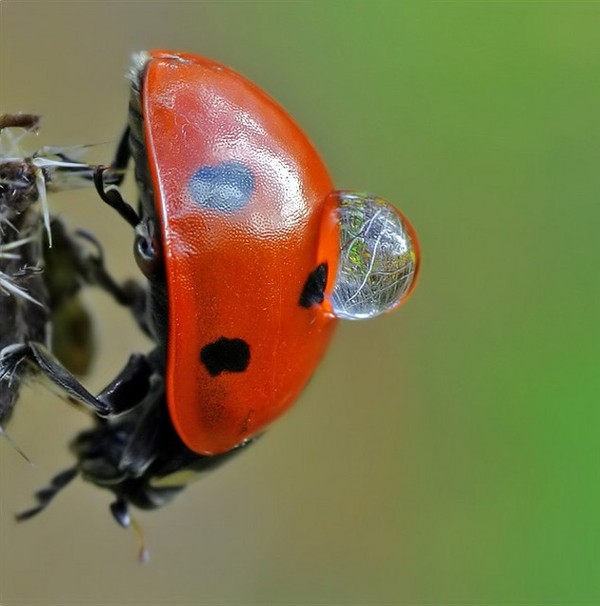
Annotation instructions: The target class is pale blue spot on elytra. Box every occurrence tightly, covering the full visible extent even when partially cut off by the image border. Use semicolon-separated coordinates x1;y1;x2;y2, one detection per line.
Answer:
188;161;254;213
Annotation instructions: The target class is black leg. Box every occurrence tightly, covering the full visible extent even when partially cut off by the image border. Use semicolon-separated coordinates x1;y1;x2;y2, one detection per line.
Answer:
96;353;154;415
93;166;140;228
15;466;78;521
109;126;132;186
0;343;155;417
76;229;142;306
50;223;151;336
46;219;144;309
74;229;147;309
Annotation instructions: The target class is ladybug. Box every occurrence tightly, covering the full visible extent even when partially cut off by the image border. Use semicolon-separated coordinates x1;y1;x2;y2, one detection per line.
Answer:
2;51;420;544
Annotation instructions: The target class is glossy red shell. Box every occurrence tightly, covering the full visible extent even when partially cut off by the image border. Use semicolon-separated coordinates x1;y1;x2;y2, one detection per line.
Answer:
141;51;338;455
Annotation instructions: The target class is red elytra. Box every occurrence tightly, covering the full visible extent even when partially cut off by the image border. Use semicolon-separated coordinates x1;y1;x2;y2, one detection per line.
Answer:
141;50;340;455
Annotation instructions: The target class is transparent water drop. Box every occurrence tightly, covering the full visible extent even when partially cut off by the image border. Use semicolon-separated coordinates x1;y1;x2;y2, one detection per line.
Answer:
327;191;419;320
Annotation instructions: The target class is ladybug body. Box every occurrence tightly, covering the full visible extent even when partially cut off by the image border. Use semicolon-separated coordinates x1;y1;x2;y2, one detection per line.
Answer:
133;51;339;455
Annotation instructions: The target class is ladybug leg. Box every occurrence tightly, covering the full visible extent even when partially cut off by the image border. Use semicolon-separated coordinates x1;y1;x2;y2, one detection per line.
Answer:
95;352;154;415
93;166;140;228
46;219;146;316
74;229;141;305
15;466;78;521
73;229;150;336
108;126;132;187
0;343;154;417
82;126;131;188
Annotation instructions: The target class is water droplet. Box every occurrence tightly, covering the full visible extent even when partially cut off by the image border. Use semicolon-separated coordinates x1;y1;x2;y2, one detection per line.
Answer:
327;192;419;320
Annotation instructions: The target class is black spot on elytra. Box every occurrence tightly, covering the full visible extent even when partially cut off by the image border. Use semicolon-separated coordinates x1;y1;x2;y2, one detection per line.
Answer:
299;263;328;308
200;337;250;376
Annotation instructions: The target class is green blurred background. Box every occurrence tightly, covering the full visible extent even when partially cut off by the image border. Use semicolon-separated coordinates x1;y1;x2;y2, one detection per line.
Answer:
1;1;599;603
